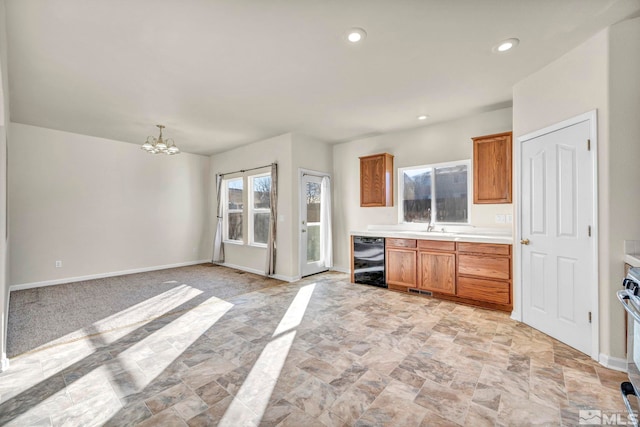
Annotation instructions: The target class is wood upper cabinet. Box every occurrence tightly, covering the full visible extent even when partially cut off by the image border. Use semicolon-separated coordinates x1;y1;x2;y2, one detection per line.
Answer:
360;153;393;207
418;251;456;295
472;132;512;204
386;239;416;288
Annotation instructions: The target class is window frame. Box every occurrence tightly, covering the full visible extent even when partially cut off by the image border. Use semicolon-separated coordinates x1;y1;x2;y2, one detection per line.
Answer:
223;177;244;244
397;159;471;225
248;173;271;248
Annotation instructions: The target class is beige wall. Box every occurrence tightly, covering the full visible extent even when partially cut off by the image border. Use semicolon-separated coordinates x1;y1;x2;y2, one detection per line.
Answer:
8;124;212;286
513;19;640;360
332;107;513;272
209;132;333;280
609;17;640;356
210;134;295;279
292;134;333;274
0;0;9;371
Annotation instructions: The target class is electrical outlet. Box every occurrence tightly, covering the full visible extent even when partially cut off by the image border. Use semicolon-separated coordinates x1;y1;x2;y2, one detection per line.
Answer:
55;260;62;268
495;214;506;224
506;214;513;224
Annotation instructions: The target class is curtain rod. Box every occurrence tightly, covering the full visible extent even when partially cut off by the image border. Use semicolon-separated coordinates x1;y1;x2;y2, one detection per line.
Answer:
218;162;276;177
302;172;330;179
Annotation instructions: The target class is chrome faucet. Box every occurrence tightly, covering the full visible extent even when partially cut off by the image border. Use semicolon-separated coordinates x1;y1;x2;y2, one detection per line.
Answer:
426;222;435;232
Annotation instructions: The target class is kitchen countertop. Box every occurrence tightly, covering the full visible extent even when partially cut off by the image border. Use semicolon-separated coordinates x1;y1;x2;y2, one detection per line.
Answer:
350;228;513;245
625;240;640;267
625;254;640;268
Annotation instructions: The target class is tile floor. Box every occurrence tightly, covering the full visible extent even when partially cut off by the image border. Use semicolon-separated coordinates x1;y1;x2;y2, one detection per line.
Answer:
0;270;630;426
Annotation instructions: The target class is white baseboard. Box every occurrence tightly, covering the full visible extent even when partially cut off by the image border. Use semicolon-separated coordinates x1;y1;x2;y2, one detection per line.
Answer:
10;260;211;292
274;274;300;283
0;353;9;372
330;266;350;274
599;353;627;372
218;262;299;283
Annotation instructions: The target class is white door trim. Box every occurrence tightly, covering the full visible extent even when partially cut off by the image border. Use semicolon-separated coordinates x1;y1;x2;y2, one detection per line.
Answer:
298;167;331;277
515;109;599;360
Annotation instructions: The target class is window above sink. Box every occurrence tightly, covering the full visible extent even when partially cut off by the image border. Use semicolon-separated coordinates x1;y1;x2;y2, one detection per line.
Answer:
398;159;471;225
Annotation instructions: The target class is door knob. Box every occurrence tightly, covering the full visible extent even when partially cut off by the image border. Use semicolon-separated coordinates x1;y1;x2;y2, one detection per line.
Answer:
520;238;530;245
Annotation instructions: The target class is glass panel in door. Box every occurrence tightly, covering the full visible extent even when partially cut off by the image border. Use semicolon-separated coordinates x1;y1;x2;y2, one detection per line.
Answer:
300;173;330;277
306;181;321;263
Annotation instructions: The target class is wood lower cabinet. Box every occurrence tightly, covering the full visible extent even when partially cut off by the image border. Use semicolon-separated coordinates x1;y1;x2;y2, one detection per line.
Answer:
379;238;512;312
458;254;510;280
386;239;417;289
456;242;512;310
360;153;394;207
418;251;455;295
457;276;510;305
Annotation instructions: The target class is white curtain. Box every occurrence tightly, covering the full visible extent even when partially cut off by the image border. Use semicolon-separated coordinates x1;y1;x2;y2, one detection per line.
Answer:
212;174;225;263
320;176;333;268
265;164;278;276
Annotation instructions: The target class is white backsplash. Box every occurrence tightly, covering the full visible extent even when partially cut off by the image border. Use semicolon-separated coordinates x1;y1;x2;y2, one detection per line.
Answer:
366;223;513;237
625;240;640;255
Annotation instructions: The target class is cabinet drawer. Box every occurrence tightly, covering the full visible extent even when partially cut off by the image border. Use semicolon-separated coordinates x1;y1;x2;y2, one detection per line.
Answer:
457;276;510;305
458;254;510;280
457;242;510;256
418;240;455;252
386;238;417;249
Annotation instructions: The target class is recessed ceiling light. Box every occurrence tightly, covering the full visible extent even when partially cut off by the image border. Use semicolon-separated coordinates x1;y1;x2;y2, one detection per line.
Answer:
493;38;519;53
417;115;429;120
347;28;367;43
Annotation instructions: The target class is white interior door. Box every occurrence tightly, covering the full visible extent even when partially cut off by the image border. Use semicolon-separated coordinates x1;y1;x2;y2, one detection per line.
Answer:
300;173;329;277
521;118;595;356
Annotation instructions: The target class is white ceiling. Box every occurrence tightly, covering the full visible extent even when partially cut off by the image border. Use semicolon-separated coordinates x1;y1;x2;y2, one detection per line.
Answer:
5;0;640;155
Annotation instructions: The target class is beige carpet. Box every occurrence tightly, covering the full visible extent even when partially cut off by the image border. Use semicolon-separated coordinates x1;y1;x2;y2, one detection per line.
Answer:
7;263;283;357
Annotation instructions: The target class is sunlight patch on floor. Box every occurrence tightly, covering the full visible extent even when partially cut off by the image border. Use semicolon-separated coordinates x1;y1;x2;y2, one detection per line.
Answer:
218;283;316;426
5;294;233;426
112;295;233;392
81;284;204;340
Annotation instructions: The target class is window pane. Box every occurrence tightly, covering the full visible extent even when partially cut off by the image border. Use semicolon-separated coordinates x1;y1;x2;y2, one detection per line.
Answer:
307;223;321;262
402;168;432;223
306;182;321;223
228;212;243;240
434;165;468;223
253;212;270;244
253;176;271;209
227;179;243;210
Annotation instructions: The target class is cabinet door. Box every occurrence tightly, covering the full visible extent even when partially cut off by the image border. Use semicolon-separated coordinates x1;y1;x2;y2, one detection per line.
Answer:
473;132;512;204
360;153;393;207
418;251;455;295
386;248;416;286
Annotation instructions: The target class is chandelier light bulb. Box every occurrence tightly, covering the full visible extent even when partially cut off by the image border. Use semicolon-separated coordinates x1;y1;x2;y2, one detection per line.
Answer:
142;124;180;155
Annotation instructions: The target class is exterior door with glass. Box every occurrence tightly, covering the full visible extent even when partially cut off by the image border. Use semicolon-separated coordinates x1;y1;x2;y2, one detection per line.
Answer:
300;173;329;277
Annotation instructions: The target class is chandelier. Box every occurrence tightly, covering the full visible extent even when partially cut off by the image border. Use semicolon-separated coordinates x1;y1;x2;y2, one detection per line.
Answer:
141;124;180;155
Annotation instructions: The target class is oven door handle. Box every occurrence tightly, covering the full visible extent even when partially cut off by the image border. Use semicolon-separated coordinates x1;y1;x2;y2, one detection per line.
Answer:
617;290;640;323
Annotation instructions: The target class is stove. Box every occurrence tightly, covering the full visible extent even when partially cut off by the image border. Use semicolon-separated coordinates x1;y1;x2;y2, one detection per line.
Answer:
617;267;640;426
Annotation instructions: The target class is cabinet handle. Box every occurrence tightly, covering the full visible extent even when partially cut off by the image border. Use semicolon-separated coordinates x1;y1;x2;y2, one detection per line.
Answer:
520;239;530;245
